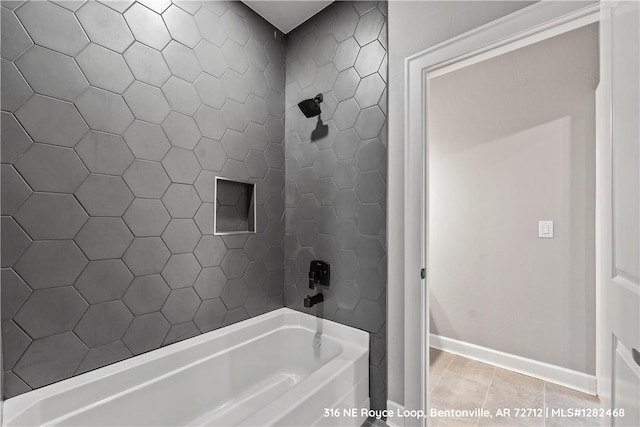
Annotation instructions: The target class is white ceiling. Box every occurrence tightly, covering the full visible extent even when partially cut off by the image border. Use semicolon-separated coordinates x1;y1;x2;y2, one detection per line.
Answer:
241;1;334;34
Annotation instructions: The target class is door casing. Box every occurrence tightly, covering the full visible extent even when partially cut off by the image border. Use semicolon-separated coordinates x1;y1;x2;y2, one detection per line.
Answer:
401;3;603;426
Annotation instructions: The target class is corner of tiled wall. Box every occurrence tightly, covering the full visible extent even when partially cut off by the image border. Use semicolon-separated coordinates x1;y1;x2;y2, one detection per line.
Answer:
1;0;286;398
282;0;388;410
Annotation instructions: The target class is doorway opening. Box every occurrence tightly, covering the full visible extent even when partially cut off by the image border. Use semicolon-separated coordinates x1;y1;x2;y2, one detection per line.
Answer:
426;19;600;427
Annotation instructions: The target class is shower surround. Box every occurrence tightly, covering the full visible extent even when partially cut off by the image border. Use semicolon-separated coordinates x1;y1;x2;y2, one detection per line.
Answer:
0;0;387;409
1;0;286;398
283;1;388;410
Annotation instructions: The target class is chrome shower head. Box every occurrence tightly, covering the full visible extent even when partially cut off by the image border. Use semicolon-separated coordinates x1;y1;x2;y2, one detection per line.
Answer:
298;93;323;118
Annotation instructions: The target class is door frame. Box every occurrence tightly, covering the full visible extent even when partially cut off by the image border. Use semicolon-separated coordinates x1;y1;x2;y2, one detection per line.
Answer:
402;2;602;425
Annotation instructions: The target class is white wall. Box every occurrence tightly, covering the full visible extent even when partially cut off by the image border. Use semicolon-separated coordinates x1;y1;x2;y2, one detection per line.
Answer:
387;1;537;406
429;23;598;375
387;0;598;406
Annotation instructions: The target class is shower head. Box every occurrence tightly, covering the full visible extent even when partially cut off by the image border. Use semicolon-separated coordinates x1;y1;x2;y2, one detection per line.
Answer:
298;93;323;118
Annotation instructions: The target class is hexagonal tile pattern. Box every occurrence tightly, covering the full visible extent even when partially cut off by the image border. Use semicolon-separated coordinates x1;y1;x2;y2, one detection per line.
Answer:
123;274;171;315
162;148;200;184
162;253;201;289
122;312;170;355
74;217;133;260
162;112;201;150
162;40;201;82
123;237;171;276
354;40;385;78
124;42;171;87
76;175;133;216
13;332;88;388
193;298;226;332
15;95;88;147
220;249;249;279
123;81;171;124
356;204;384;235
76;1;134;53
76;44;134;93
123;121;171;161
334;38;359;71
285;2;387;408
2;320;31;370
195;8;226;47
14;240;88;290
14;286;87;340
161;287;200;324
162;219;201;253
76;341;132;375
162;183;201;218
333;99;360;131
75;259;133;303
221;278;249;309
195;73;227;108
1;111;33;163
194;235;226;267
15;1;88;56
76;88;134;135
0;0;368;399
221;129;250;161
74;301;133;347
1;217;30;268
123;160;171;198
124;198;171;237
1;269;31;321
353;8;384;46
354;106;385;140
15;193;87;240
1;58;32;112
1;8;33;61
163;4;200;48
194;266;226;300
162;76;201;116
15;143;88;193
194;105;226;140
1;164;30;216
124;3;171;50
76;131;134;176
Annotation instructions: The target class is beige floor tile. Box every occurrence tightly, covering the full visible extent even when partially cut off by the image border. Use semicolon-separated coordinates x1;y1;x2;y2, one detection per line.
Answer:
430;416;479;426
544;382;600;426
545;416;600;426
431;371;490;415
483;371;544;426
430;348;455;389
477;415;531;426
446;355;496;385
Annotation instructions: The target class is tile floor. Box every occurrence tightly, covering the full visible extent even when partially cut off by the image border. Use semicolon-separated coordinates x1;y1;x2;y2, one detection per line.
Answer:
429;348;601;426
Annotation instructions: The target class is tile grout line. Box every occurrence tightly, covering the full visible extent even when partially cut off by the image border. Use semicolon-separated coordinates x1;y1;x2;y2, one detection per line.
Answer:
430;350;455;392
477;366;496;427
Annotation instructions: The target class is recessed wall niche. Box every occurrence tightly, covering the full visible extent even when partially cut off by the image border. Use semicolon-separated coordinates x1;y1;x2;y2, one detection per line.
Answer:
214;177;256;235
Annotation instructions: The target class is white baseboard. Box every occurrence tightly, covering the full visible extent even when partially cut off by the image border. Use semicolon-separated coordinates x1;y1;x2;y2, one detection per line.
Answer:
386;400;405;427
430;334;597;395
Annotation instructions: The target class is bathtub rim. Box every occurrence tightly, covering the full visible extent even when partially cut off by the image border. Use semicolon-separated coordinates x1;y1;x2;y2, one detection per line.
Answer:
3;307;369;425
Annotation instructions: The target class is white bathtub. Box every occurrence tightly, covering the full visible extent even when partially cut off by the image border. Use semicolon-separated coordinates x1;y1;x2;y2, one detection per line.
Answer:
2;308;369;427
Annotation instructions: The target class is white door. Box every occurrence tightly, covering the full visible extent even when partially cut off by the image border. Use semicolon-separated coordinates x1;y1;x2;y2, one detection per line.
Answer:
597;1;640;426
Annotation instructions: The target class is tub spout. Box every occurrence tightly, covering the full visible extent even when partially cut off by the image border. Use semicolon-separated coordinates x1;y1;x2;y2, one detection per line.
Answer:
304;293;324;308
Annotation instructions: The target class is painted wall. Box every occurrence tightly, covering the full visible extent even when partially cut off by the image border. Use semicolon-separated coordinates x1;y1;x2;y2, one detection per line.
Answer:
429;23;598;374
283;1;388;410
1;0;285;397
387;0;544;406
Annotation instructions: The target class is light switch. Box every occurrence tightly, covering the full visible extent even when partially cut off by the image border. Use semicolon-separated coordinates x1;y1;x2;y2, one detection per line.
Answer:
538;221;554;238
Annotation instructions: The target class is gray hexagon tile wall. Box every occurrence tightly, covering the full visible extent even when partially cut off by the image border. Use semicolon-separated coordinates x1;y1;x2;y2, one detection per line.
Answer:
0;0;387;410
283;1;388;410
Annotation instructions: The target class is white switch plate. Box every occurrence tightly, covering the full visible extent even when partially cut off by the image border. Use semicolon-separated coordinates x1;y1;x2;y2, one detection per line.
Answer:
538;221;554;238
